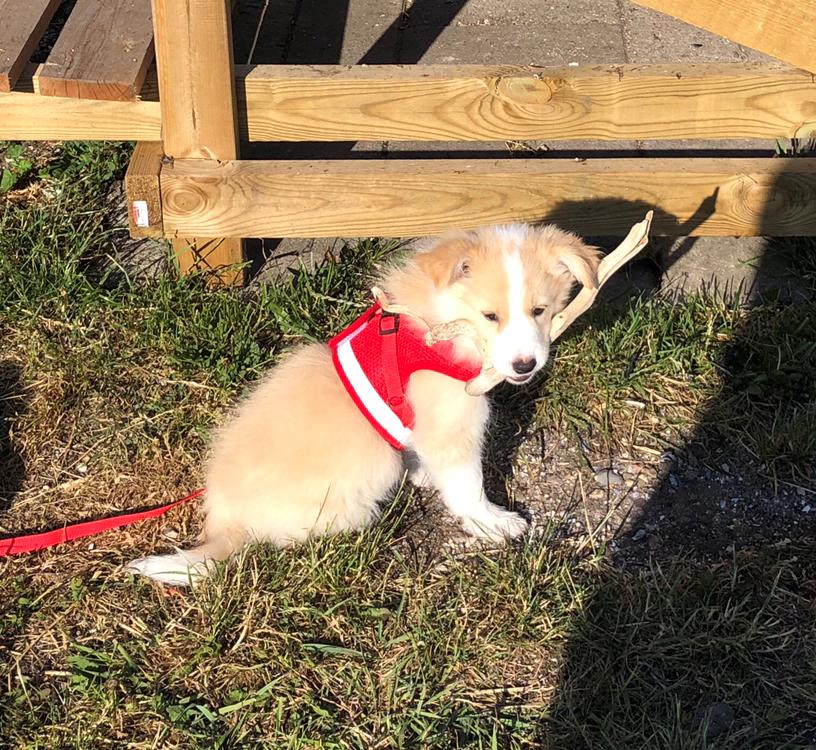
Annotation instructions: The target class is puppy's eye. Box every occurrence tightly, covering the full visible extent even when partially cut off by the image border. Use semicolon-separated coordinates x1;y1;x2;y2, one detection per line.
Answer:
532;306;547;317
482;312;499;323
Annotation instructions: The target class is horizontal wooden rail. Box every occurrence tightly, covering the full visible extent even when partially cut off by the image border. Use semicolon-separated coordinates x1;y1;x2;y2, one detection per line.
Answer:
236;62;816;142
1;63;815;142
1;67;161;140
159;157;816;238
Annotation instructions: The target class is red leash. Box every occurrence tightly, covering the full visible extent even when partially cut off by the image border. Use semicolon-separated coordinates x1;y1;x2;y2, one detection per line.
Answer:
0;488;204;558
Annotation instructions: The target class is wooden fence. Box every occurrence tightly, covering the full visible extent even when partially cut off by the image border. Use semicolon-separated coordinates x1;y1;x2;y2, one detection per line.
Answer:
1;0;814;284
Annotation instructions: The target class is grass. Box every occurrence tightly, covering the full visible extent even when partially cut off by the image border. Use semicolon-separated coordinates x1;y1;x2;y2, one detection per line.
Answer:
1;141;815;748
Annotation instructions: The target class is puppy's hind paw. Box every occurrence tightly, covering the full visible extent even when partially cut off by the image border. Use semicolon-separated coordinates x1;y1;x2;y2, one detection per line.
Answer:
408;467;433;488
461;507;529;542
125;551;210;586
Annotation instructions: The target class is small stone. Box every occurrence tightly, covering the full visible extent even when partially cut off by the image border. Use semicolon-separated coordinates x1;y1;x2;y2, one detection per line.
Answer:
594;469;624;488
632;528;647;542
87;542;95;550
162;529;179;540
803;504;813;513
76;463;88;475
668;473;680;489
719;500;726;510
693;702;735;739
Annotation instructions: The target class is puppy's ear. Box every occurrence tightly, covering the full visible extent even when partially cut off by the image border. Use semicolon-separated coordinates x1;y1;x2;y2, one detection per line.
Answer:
415;237;474;287
557;241;602;290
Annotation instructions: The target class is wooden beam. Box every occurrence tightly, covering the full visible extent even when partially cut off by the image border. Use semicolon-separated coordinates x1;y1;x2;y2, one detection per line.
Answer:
235;62;816;142
2;63;814;143
0;67;161;140
633;0;816;74
0;0;61;92
124;142;164;239
160;157;816;238
35;0;155;100
151;0;243;285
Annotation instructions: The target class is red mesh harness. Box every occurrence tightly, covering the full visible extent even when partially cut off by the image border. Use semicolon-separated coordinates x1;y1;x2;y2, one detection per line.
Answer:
328;302;482;450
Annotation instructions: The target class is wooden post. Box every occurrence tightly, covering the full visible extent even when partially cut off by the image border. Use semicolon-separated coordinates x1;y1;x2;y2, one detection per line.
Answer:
150;0;244;285
124;141;164;239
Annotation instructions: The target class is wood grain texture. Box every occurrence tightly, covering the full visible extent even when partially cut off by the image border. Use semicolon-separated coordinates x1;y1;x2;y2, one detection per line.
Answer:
160;158;816;238
124;141;164;238
152;0;239;159
633;0;816;74
151;0;242;284
3;63;814;142
0;67;161;139
0;0;61;92
35;0;154;100
236;63;816;142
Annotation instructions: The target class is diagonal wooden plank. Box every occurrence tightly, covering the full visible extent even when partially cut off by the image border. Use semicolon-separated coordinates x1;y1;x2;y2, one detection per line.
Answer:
633;0;816;74
0;0;61;92
160;157;816;238
35;0;154;100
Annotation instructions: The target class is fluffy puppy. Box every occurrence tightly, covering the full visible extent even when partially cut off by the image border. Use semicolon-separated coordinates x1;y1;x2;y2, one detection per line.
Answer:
127;224;600;585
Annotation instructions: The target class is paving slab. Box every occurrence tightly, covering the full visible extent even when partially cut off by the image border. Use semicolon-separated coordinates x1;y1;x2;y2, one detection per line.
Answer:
288;0;403;64
621;2;772;64
401;18;626;65
384;139;640;158
453;0;622;24
232;0;299;65
660;236;810;302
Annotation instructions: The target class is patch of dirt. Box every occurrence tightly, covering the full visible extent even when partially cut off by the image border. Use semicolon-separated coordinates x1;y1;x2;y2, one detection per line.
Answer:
394;383;815;569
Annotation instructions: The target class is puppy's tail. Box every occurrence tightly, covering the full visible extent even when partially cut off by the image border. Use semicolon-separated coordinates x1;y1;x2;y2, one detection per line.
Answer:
126;527;243;586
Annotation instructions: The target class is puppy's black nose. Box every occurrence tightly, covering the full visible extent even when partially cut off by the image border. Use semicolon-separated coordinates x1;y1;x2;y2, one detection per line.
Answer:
512;357;536;374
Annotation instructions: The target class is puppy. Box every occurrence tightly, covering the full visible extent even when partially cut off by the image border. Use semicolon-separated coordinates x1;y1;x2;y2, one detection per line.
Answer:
127;224;600;585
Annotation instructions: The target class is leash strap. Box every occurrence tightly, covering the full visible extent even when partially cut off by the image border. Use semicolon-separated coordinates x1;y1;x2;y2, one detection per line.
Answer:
0;488;204;557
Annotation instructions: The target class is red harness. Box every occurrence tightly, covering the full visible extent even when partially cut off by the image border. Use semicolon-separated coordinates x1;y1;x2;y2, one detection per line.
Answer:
328;303;482;450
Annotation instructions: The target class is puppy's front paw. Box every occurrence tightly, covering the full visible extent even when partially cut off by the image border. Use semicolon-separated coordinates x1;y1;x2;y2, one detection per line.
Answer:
461;506;528;542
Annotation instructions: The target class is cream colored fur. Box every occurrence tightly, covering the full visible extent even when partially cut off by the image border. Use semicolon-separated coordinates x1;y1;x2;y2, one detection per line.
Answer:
126;224;600;585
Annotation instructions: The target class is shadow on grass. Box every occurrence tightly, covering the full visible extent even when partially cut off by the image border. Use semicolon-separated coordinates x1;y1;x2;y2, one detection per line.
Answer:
0;361;27;513
535;162;816;746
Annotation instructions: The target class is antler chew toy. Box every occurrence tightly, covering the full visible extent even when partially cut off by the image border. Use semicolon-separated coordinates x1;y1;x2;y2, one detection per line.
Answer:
374;210;654;396
549;210;653;343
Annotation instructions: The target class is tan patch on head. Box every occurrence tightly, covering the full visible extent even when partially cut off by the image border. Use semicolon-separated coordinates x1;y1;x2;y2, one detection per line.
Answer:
518;226;602;313
409;232;512;325
414;236;477;288
452;244;511;326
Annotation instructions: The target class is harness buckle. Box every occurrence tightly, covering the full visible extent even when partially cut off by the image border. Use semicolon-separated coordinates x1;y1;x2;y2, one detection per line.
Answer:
379;311;400;335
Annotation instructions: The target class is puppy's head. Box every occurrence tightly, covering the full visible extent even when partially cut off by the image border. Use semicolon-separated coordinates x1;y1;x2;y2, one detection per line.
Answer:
415;224;601;384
